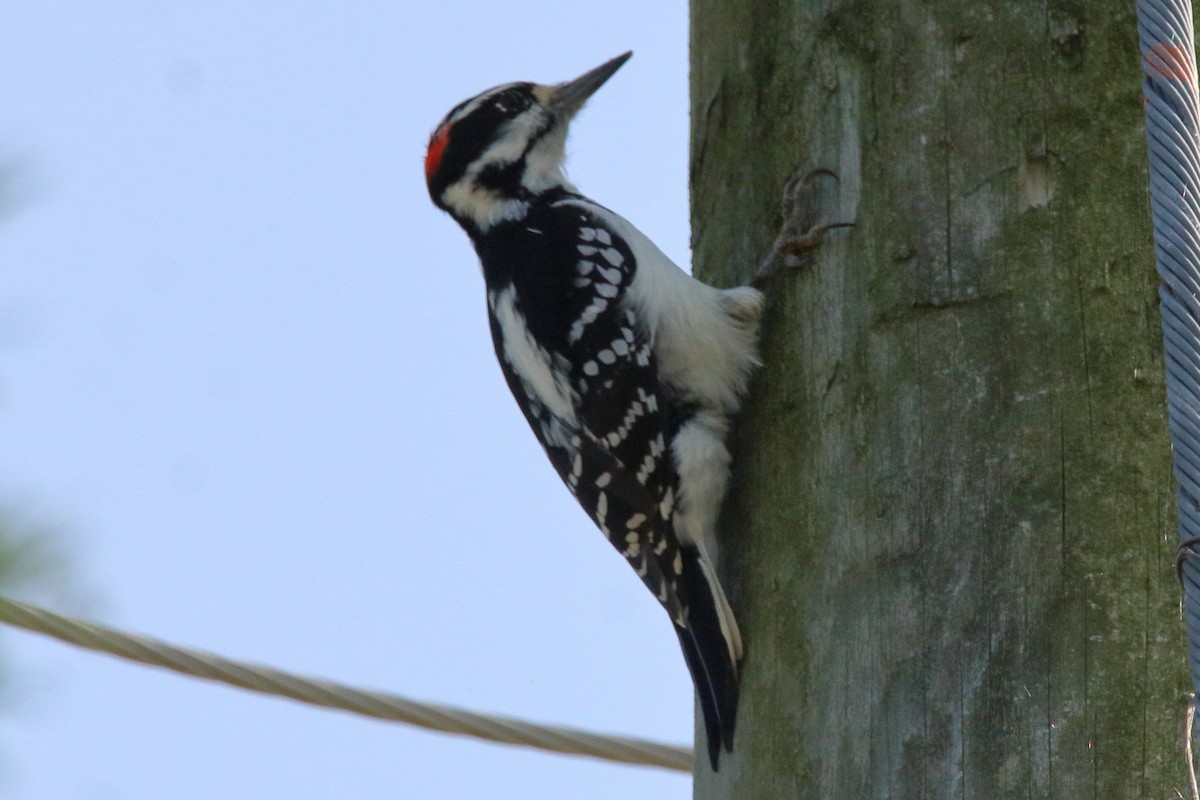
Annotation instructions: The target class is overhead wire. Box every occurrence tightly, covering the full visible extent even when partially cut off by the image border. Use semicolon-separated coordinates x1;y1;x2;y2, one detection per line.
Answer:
0;594;691;773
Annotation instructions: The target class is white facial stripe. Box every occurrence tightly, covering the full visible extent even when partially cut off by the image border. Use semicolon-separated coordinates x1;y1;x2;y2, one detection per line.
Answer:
442;179;529;229
439;91;569;230
444;82;523;128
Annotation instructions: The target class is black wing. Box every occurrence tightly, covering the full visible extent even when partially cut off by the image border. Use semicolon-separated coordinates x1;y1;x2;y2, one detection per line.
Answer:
480;199;739;768
481;200;686;619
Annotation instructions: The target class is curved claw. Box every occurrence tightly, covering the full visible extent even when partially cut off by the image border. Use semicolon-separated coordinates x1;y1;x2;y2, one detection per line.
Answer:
751;167;854;286
782;167;840;199
753;222;853;286
748;167;854;289
779;221;855;257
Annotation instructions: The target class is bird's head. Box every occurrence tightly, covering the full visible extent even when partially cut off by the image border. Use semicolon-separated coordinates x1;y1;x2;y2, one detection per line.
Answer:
425;52;631;232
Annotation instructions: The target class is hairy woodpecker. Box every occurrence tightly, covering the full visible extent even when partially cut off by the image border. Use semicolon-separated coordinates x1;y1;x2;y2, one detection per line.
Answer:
424;52;762;770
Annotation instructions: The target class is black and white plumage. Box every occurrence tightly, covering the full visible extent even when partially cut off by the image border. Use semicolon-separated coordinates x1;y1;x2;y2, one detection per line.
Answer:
424;52;762;770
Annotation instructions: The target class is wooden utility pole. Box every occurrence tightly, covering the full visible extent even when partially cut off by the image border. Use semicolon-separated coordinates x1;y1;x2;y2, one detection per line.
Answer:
689;2;1190;797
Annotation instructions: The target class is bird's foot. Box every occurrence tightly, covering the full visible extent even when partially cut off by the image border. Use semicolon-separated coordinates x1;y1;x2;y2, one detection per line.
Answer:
752;168;853;287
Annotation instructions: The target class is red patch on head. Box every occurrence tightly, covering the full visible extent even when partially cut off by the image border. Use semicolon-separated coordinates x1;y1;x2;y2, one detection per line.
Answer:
425;125;451;182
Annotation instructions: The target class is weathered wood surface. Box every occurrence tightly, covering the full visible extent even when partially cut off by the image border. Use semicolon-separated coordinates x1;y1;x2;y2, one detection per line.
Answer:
690;2;1188;797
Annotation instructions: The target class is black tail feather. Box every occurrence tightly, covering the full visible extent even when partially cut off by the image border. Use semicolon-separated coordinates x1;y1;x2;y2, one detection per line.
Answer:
674;547;739;771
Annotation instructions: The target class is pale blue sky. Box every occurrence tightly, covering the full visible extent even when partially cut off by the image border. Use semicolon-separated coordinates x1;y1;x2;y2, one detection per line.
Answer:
0;3;697;797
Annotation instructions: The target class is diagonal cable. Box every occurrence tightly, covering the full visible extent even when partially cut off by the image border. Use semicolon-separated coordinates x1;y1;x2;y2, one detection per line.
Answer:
0;595;691;773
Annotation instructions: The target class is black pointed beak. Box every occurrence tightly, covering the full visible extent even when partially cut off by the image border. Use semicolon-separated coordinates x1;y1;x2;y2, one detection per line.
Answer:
547;51;632;118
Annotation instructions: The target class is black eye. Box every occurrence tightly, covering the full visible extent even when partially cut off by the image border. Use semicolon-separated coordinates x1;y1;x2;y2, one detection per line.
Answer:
493;90;529;116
